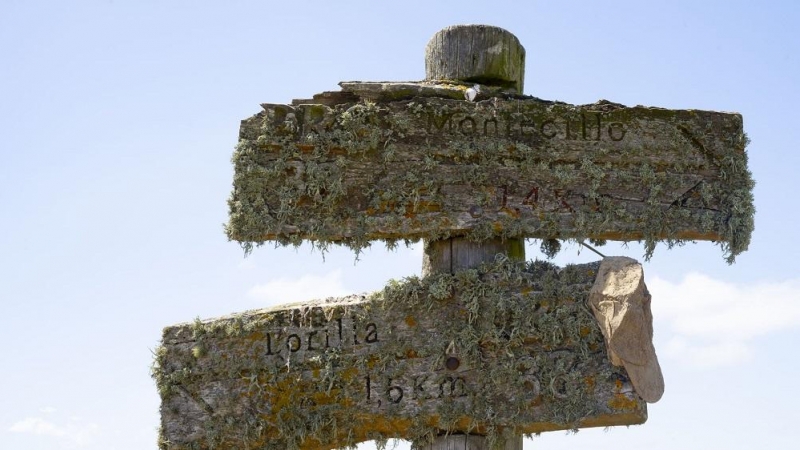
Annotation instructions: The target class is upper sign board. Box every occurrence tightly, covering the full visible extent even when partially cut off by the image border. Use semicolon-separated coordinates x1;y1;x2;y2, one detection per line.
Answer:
227;82;753;261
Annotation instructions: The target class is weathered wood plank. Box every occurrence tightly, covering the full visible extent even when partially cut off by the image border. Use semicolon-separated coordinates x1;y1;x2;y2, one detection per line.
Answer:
154;260;646;450
227;85;753;260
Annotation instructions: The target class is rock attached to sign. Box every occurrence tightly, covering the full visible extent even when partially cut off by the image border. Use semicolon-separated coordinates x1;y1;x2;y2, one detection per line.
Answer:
153;259;648;450
589;257;664;403
227;81;754;262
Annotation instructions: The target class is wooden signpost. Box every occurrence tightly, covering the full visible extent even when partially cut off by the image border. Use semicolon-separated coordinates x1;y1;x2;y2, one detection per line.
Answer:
154;25;754;450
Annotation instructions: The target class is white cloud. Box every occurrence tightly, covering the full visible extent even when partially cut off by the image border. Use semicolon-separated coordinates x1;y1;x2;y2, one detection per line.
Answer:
40;406;57;414
9;416;99;448
248;270;352;307
10;417;65;437
649;273;800;368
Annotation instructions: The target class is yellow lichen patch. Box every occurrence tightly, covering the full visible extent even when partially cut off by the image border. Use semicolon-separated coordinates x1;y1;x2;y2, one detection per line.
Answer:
340;367;359;382
297;144;315;153
191;344;205;359
539;300;550;309
353;414;413;435
607;393;639;411
246;331;265;341
499;207;521;218
311;390;340;406
528;395;544;407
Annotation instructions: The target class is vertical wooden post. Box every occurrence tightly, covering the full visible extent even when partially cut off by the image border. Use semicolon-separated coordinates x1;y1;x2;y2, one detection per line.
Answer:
422;237;525;277
421;24;526;450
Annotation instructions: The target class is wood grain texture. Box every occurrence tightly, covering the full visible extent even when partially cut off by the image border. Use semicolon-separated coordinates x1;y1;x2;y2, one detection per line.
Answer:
227;83;753;260
425;25;525;93
422;238;525;277
154;261;647;450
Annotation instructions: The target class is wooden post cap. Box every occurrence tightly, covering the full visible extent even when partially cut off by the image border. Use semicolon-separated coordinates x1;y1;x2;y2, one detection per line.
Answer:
425;25;525;93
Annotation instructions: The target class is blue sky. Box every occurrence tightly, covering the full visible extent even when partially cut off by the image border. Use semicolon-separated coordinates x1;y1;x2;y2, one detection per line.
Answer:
1;1;798;449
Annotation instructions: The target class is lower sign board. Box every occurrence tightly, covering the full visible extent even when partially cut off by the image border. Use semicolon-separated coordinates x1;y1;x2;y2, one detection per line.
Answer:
153;260;647;450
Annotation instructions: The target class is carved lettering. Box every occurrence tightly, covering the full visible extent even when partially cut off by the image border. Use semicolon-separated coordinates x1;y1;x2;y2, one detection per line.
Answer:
261;318;381;360
582;193;609;212
366;373;473;404
520;187;576;212
307;330;318;351
483;117;498;136
520;118;535;136
387;379;404;403
458;117;476;135
594;113;602;141
428;112;454;133
287;334;301;352
523;375;541;400
421;109;624;142
581;114;588;140
540;119;557;139
550;375;569;399
266;332;281;356
523;186;539;207
365;323;379;343
608;122;626;141
439;376;468;398
553;189;575;212
413;375;431;400
517;357;542;400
